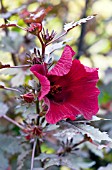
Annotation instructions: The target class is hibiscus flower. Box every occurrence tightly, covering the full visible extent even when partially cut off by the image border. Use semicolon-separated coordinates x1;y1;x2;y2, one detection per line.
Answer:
30;45;100;124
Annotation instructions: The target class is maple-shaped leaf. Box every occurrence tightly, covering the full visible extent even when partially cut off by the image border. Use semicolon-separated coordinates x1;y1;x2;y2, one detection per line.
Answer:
74;124;112;143
45;38;72;55
64;15;96;32
60;121;112;143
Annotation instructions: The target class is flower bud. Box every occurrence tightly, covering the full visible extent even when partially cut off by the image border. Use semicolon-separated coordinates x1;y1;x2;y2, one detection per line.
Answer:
22;92;34;103
27;23;42;34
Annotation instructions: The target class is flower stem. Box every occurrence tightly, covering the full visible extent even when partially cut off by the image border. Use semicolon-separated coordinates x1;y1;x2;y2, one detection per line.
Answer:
3;115;24;129
31;138;37;170
37;33;45;59
35;100;44;167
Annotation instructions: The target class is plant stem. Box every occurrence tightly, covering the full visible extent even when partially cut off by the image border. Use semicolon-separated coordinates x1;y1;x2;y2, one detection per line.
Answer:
75;0;89;59
37;33;45;59
34;100;44;167
31;138;37;170
3;115;24;129
2;86;22;93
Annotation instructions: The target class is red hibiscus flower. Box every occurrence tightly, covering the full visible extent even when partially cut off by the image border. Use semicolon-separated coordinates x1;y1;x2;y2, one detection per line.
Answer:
30;45;100;124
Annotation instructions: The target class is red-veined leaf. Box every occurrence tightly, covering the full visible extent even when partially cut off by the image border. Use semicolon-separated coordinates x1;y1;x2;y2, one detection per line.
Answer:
24;6;52;24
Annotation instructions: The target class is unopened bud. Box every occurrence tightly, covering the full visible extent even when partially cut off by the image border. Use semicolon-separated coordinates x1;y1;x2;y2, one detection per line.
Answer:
27;23;42;34
22;92;34;103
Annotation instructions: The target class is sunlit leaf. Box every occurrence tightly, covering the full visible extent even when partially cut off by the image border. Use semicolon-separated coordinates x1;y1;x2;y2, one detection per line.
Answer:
64;15;96;32
91;116;111;121
45;38;72;55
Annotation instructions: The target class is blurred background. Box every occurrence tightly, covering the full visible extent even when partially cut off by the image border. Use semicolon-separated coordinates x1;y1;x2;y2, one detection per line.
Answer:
0;0;112;170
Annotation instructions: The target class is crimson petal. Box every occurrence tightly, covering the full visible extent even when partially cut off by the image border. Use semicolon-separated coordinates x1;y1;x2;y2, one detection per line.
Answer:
30;65;50;100
45;98;76;124
30;64;46;75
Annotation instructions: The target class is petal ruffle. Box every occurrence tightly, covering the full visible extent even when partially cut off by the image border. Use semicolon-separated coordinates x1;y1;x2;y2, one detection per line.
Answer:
48;45;75;76
30;64;46;75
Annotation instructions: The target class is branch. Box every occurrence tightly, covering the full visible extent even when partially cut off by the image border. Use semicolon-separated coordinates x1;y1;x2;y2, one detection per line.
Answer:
0;86;22;93
75;0;89;59
11;53;18;66
3;115;24;129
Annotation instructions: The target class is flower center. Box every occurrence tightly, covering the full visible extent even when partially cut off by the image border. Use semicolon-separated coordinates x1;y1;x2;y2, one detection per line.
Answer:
50;85;62;95
47;84;63;102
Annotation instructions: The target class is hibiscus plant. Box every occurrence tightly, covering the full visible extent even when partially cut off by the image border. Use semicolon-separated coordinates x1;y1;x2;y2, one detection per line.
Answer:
0;2;112;170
